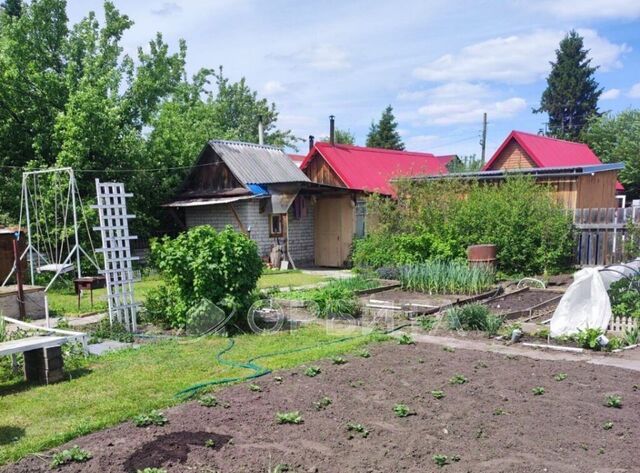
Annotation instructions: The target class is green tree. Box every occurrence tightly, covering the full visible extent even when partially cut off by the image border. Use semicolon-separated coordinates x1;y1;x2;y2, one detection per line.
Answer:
535;30;602;140
366;105;405;150
1;0;22;17
446;155;483;173
320;128;356;145
581;110;640;199
0;0;296;238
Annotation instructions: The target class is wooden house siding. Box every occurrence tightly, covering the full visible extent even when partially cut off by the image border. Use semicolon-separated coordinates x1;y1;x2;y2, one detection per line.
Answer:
303;153;347;188
178;147;245;198
576;170;617;209
489;139;536;170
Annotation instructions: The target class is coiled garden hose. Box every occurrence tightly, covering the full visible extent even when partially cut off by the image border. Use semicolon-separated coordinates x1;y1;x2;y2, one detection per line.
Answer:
175;324;413;398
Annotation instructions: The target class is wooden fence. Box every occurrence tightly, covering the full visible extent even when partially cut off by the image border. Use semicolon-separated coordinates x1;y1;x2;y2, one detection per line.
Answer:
573;206;640;266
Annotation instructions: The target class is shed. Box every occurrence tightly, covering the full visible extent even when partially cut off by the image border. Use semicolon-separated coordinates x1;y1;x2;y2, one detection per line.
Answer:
165;140;349;267
484;131;624;207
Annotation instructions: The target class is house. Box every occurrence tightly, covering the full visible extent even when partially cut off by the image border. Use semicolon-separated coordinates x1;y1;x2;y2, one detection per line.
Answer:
165;140;350;267
483;130;624;208
299;136;450;266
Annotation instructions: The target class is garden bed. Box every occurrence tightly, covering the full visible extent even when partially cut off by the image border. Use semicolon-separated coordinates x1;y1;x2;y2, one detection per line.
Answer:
6;341;640;472
481;287;563;321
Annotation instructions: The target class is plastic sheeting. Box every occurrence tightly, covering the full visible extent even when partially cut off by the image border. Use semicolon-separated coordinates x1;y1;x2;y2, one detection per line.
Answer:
550;259;640;337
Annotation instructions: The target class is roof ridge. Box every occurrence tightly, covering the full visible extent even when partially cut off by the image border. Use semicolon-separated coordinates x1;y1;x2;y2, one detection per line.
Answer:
513;130;588;147
209;139;283;151
315;141;436;157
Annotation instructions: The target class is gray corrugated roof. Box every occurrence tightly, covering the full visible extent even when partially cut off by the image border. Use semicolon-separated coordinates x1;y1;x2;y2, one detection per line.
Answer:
208;140;310;185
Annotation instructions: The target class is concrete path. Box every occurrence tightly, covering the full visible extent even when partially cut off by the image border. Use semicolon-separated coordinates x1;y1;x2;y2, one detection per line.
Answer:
300;268;354;279
405;331;640;373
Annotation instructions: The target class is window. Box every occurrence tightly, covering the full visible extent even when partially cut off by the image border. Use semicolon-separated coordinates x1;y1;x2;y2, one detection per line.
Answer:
269;214;284;237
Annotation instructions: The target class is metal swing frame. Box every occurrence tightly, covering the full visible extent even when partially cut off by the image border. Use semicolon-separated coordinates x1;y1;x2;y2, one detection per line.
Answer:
2;168;100;306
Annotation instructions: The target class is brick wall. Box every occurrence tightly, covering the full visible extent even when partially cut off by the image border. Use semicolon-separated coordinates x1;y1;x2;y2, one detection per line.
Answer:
184;197;315;266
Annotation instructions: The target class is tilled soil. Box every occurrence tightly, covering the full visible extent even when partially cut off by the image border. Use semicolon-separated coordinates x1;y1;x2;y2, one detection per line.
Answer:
6;341;640;473
483;289;562;316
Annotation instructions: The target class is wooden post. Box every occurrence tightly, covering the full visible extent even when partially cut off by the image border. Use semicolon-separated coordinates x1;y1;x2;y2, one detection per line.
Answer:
13;234;26;320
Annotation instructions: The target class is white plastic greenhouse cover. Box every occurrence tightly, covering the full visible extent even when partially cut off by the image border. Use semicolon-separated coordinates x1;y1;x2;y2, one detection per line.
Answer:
550;258;640;337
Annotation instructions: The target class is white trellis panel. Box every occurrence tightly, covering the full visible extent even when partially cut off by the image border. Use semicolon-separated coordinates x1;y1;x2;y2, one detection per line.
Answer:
93;179;139;331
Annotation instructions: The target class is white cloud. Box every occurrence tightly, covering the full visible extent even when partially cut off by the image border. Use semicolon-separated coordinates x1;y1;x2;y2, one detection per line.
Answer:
151;2;182;16
413;29;630;84
275;44;351;71
629;83;640;98
601;88;621;100
526;0;640;19
415;82;526;125
262;80;286;96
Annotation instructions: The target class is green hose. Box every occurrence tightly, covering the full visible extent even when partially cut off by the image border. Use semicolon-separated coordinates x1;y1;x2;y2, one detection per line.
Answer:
175;324;411;398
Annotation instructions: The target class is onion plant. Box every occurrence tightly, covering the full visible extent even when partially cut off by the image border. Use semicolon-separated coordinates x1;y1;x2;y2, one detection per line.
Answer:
399;261;495;295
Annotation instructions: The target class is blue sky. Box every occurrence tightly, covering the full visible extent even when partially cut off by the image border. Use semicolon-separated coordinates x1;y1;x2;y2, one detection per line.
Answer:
67;0;640;157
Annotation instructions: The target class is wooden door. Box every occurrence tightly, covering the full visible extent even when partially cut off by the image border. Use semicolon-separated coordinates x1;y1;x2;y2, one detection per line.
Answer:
315;196;354;267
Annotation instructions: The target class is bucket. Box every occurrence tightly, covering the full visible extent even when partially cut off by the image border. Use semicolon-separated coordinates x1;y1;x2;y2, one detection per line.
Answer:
467;244;497;270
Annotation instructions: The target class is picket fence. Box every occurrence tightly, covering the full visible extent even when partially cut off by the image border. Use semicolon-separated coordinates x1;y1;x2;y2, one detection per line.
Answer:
573;206;640;266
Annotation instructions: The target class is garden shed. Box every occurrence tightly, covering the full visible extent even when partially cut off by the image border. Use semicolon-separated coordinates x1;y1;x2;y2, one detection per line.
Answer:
165;140;351;267
300;141;451;266
483;130;624;208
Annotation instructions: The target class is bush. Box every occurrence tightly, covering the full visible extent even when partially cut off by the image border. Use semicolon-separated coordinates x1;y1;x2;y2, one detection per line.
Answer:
608;276;640;319
354;177;574;276
445;304;495;332
146;226;262;329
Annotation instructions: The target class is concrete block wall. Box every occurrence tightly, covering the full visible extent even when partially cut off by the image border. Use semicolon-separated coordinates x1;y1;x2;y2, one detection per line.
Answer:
287;198;314;266
184;197;315;266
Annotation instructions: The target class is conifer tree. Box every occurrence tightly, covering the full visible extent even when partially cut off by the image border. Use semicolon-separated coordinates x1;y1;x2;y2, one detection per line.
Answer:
366;105;405;150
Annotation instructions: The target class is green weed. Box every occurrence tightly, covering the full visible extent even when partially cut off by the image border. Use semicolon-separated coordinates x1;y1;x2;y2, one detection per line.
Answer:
346;422;370;438
304;366;321;377
531;387;545;396
553;373;567;381
431;390;445;400
393;403;413;417
51;446;92;468
432;454;448;467
313;396;332;411
276;411;303;424
198;394;218;407
132;410;168;427
605;394;622;408
398;333;414;345
449;374;468;385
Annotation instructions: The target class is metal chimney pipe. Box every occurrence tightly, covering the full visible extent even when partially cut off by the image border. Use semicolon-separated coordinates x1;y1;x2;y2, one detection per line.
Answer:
308;135;315;151
329;115;335;146
258;115;264;146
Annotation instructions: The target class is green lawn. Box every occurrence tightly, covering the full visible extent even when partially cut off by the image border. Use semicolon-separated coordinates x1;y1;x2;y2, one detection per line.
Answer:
46;271;327;317
0;325;378;465
257;270;326;289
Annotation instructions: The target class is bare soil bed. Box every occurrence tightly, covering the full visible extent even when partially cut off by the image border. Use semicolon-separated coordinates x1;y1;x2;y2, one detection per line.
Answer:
7;341;640;473
482;289;562;319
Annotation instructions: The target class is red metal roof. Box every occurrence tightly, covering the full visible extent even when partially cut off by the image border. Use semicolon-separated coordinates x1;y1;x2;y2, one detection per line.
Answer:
288;154;306;167
485;131;624;191
300;142;448;196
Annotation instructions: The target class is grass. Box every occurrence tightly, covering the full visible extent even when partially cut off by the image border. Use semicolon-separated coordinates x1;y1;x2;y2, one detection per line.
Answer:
0;325;378;465
46;271;328;317
258;270;327;289
47;274;162;317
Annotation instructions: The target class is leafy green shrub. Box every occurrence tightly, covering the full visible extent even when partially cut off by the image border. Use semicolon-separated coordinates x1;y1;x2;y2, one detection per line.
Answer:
309;285;359;318
399;261;495;295
355;177;574;275
146;226;262;328
483;314;503;336
446;304;491;331
608;276;640;319
576;328;604;350
51;446;92;467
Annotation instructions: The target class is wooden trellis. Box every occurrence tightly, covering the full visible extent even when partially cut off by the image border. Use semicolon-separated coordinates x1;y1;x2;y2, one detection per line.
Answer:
93;179;138;331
